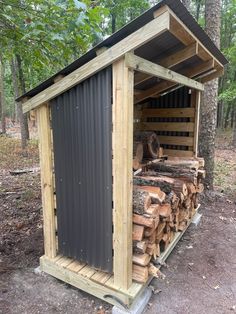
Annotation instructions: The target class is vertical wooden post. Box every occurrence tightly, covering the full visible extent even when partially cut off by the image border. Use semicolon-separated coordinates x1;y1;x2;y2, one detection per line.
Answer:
37;103;56;259
193;90;201;157
112;57;134;290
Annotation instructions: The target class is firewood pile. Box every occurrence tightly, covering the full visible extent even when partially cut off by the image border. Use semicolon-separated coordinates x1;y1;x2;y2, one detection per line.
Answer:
132;132;205;283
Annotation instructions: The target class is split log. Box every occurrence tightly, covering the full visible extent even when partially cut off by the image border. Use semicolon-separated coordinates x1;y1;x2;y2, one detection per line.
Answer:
145;204;160;216
132;264;148;283
133;141;143;170
159;204;171;218
133;214;159;229
135;185;166;204
133;241;147;254
133;253;152;266
134;131;160;159
196;183;204;193
134;176;188;196
146;243;156;255
133;224;144;241
133;188;151;215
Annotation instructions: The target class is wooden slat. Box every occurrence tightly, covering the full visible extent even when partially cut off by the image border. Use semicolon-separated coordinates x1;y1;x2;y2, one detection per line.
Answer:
158;136;194;146
112;58;134;290
125;53;204;92
194;91;201;156
37;104;56;258
67;260;86;273
79;265;97;278
40;256;131;307
142;108;195;118
163;149;194;157
56;257;73;268
138;122;194;132
22;10;170;113
91;271;112;284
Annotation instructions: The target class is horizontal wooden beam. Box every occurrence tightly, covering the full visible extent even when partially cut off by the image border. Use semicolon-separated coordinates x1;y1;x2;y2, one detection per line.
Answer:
142;108;195;118
200;68;224;83
22;10;170;113
135;59;214;103
163;149;194;157
134;42;199;87
137;122;195;132
158;136;194;146
126;53;204;93
161;42;198;68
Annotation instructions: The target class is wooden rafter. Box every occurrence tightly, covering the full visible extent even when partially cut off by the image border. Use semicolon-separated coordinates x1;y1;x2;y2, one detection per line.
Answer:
126;53;204;94
134;42;199;87
135;59;214;104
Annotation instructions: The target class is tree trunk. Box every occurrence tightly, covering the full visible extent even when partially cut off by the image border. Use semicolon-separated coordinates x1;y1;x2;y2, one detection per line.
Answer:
181;0;191;10
11;58;21;123
0;55;6;134
233;106;236;147
196;0;202;22
111;13;116;33
224;103;232;129
199;0;221;190
15;54;29;149
230;105;235;128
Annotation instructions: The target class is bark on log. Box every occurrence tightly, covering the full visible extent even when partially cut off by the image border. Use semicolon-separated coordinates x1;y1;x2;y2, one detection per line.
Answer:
135;185;166;204
133;188;151;215
134;176;188;196
134;131;160;159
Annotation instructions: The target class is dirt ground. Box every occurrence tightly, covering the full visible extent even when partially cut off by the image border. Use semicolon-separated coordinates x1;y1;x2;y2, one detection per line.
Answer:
0;130;236;314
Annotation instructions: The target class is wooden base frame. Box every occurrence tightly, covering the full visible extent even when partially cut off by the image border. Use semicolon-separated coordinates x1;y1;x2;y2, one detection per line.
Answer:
40;255;146;308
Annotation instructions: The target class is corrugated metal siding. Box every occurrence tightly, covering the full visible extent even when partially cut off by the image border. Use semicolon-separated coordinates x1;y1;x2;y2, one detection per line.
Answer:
51;67;113;272
149;86;191;151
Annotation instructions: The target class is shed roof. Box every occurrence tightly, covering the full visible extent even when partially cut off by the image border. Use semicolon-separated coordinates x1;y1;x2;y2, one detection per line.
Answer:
17;0;227;102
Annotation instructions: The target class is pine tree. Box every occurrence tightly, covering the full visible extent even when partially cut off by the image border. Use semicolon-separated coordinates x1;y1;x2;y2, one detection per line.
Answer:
199;0;221;189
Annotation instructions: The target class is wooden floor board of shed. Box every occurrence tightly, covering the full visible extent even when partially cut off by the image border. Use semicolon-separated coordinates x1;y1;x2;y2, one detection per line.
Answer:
40;255;145;307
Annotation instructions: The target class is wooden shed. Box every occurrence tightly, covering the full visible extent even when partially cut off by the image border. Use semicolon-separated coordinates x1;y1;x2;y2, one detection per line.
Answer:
18;0;227;308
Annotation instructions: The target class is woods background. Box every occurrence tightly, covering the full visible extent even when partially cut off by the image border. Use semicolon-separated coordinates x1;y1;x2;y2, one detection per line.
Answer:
0;0;236;190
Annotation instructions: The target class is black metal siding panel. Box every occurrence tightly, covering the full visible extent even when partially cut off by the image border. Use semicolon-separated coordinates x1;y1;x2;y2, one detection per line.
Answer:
51;67;113;272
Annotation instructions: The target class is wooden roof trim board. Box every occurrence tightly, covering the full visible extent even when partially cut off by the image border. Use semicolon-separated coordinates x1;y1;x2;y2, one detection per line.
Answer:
22;8;170;113
125;53;204;92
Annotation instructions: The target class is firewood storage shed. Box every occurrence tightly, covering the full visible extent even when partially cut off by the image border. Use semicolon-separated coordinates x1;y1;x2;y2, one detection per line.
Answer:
17;0;227;308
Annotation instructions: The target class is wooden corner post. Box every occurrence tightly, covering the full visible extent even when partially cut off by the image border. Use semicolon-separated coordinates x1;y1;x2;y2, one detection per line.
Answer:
113;57;134;290
37;103;56;259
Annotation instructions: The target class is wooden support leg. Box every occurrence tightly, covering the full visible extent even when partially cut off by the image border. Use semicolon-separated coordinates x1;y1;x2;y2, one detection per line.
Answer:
37;103;56;258
113;58;134;290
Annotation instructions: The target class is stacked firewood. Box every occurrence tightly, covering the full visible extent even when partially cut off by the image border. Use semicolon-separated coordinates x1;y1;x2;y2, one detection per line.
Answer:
132;157;205;283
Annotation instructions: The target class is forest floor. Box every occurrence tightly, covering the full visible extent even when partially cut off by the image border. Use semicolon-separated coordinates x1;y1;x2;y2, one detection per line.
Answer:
0;128;236;314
